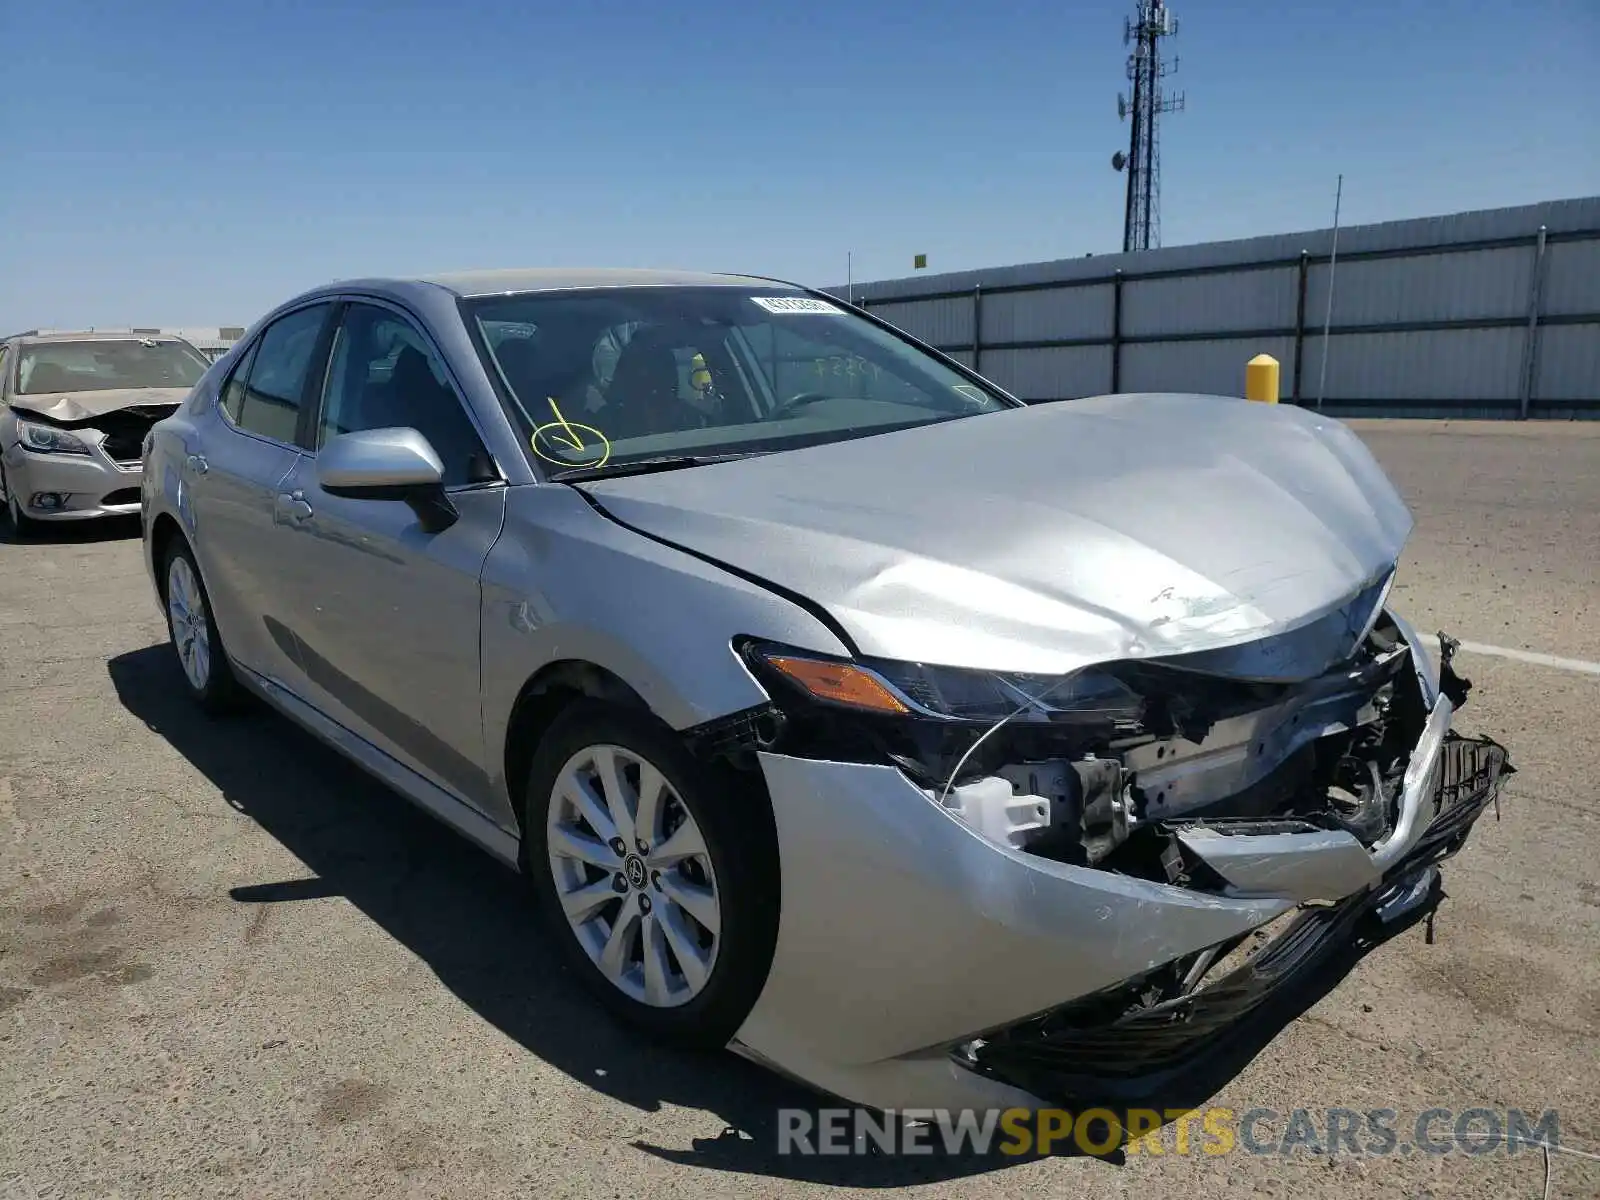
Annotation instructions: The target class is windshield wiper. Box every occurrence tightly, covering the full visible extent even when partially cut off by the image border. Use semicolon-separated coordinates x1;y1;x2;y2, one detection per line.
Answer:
548;452;758;483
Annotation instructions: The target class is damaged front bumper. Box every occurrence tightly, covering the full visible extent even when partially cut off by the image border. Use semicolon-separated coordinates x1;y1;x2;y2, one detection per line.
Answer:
729;641;1512;1114
1;441;144;520
965;729;1509;1104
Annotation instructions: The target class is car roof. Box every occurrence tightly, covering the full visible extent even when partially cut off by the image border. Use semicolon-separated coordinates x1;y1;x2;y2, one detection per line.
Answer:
412;267;804;298
5;330;198;346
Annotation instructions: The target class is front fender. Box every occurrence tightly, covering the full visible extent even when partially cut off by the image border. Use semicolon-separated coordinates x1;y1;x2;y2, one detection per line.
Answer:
479;485;850;818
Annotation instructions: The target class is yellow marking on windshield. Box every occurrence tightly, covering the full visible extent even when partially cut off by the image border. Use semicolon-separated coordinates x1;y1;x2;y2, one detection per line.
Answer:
530;396;611;469
544;397;585;449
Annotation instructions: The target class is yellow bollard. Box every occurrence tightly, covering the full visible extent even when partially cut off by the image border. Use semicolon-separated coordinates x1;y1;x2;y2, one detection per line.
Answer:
1245;354;1280;403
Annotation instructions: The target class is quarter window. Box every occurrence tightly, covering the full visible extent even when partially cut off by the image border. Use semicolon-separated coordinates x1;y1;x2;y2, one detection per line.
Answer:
219;338;259;424
316;303;491;487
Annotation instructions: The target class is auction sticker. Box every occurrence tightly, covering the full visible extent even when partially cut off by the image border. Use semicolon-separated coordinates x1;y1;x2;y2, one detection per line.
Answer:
751;296;843;315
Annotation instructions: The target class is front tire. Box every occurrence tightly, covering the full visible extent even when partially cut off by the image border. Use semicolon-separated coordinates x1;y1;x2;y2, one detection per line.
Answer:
522;701;779;1050
1;465;38;539
161;539;243;715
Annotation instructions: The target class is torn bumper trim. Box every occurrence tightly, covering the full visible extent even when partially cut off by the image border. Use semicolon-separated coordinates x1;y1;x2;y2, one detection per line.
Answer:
968;732;1512;1100
1174;693;1456;902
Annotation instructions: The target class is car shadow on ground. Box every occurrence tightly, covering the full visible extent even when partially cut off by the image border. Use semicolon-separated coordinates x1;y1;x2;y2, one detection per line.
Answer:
0;513;141;546
107;642;1438;1186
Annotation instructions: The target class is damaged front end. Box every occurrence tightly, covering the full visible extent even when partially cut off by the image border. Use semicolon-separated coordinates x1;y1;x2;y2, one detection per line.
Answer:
10;401;180;466
701;609;1511;1111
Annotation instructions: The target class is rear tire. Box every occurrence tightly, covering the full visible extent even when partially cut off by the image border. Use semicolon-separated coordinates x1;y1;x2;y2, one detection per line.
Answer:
522;701;779;1050
160;538;243;715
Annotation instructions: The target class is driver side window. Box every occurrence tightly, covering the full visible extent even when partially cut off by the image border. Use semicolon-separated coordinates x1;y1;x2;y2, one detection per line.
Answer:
316;303;492;488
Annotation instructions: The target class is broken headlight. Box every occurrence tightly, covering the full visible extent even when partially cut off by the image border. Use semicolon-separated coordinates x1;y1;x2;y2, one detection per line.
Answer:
17;419;92;456
742;640;1144;725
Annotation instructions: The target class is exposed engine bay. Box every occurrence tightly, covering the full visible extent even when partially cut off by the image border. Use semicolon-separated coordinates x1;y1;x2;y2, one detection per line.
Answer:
698;612;1480;895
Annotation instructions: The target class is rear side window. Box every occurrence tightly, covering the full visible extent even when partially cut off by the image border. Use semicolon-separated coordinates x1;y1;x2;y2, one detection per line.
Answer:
219;339;259;423
235;304;330;443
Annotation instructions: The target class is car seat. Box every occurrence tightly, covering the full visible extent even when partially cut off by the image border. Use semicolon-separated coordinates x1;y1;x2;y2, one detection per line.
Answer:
603;328;694;440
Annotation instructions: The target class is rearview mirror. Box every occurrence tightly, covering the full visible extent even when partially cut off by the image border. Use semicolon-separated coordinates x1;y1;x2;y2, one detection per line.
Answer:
317;427;458;532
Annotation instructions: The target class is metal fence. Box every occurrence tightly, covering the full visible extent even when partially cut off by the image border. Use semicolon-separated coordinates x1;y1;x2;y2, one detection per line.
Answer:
826;197;1600;418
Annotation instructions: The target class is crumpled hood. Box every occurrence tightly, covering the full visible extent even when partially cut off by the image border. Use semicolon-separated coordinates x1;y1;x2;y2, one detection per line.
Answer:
8;387;190;423
579;393;1414;675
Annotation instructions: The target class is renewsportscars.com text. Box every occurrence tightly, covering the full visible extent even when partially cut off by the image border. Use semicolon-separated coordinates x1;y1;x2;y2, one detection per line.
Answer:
777;1106;1562;1158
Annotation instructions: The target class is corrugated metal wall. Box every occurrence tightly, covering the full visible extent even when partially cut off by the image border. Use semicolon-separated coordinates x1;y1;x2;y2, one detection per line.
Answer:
829;197;1600;418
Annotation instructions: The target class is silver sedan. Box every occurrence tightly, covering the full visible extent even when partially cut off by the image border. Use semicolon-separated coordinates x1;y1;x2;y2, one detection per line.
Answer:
2;331;212;535
140;268;1511;1113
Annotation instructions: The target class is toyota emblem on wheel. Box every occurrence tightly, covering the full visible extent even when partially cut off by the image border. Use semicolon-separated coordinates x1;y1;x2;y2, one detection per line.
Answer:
624;854;648;890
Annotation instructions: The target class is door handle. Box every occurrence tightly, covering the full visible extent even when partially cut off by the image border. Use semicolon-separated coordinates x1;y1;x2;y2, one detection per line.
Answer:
275;490;314;524
186;453;209;475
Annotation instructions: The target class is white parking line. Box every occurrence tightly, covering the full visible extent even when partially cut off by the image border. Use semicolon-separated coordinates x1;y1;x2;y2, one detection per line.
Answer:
1455;641;1600;677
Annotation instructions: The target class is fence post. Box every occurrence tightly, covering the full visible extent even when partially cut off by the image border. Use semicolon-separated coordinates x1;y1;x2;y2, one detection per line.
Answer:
1111;269;1124;392
1291;250;1309;404
972;285;983;375
1518;225;1549;420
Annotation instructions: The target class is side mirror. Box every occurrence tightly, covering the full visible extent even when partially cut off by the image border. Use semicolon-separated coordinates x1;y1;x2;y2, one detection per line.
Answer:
317;427;458;533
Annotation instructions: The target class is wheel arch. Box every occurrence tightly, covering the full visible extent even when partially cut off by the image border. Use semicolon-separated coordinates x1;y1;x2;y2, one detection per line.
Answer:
503;659;649;836
148;511;185;599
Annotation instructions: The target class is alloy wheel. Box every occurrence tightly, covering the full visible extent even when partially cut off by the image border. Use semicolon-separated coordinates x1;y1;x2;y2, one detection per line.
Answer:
546;743;721;1008
166;554;212;691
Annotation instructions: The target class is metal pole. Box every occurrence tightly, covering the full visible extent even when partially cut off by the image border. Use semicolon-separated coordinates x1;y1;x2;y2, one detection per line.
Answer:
1518;225;1548;420
1291;250;1309;403
1315;174;1343;410
972;285;983;375
1111;269;1124;392
847;252;853;305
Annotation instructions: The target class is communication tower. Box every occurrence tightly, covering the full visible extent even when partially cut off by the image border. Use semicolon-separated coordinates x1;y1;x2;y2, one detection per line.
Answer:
1112;2;1185;252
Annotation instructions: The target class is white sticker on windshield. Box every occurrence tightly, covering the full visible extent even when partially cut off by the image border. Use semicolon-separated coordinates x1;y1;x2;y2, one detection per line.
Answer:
750;296;843;315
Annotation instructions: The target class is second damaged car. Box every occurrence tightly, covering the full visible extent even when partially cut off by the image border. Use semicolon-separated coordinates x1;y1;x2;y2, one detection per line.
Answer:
138;269;1511;1113
1;330;212;535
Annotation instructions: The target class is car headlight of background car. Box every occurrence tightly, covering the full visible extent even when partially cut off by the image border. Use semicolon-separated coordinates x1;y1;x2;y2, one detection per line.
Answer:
16;419;92;456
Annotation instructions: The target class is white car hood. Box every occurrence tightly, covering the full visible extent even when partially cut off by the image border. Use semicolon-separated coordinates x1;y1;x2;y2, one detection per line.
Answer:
579;393;1414;675
8;386;190;423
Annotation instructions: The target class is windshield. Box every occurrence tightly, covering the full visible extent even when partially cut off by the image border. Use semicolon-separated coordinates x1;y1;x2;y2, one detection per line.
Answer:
16;339;211;395
463;286;1017;474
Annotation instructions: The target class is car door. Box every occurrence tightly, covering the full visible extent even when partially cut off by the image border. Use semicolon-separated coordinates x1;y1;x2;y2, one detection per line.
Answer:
270;298;508;810
185;302;335;684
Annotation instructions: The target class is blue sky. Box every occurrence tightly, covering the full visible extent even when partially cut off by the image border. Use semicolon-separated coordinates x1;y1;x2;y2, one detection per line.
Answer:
3;0;1595;330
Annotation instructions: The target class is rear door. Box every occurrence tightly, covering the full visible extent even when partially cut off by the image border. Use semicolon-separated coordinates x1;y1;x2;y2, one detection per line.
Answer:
268;298;507;809
185;302;335;684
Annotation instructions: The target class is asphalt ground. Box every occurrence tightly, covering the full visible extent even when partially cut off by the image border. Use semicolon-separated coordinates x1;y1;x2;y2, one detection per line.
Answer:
2;419;1597;1199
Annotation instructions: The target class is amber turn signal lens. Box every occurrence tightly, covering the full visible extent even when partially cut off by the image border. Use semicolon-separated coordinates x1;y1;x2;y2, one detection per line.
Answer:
764;656;910;714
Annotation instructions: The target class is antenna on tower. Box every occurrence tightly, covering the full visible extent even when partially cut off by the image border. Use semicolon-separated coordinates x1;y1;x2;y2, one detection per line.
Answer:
1110;1;1185;253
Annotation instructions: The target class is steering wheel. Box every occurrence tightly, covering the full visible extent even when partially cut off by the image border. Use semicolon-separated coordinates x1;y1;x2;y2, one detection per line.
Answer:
766;391;835;421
